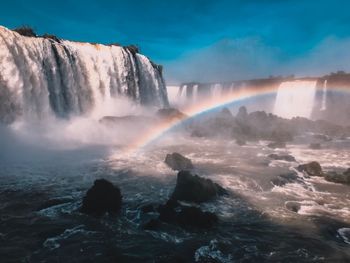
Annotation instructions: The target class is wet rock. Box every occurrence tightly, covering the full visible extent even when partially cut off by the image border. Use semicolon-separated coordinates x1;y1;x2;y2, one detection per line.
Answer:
267;141;286;149
297;161;323;176
324;171;350;185
81;179;122;217
268;153;296;162
158;199;180;224
42;33;61;42
285;201;301;213
309;143;321;149
165;152;193;171
171;171;227;203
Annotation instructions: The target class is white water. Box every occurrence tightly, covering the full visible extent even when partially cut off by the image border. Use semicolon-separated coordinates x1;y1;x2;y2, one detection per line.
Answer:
273;80;317;119
0;26;168;123
320;79;327;111
210;84;223;101
192;84;199;103
166;86;181;106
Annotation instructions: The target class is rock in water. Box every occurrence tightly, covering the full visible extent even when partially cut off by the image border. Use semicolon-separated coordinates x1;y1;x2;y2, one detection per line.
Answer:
268;154;296;162
324;170;350;185
171;171;227;203
156;108;187;121
165;153;194;171
297;162;323;176
81;179;122;216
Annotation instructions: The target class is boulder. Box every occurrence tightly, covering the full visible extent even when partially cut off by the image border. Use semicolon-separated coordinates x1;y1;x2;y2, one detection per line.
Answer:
268;154;296;162
324;170;350;185
170;171;227;203
267;141;286;149
236;106;248;121
165;153;193;171
297;162;323;176
285;201;301;213
81;179;122;217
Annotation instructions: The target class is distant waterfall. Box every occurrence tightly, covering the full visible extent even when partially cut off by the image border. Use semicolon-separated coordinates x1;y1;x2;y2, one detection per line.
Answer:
0;26;168;123
273;80;317;119
211;84;223;100
320;79;327;111
192;84;198;103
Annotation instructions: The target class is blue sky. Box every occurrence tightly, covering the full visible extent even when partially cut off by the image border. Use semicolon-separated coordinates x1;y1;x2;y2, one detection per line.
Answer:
1;0;350;83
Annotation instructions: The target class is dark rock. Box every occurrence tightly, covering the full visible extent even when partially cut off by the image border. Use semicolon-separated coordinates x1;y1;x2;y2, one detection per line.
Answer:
297;162;323;176
142;219;161;230
81;179;122;217
156;108;187;121
309;143;321;149
324;171;350;185
177;206;218;229
165;153;193;171
42;34;61;42
13;26;37;37
267;141;286;149
171;171;227;203
158;199;180;224
124;45;139;54
268;154;296;162
285;201;301;212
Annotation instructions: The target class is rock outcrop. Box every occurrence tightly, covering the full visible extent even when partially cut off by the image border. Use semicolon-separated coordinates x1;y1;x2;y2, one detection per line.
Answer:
297;162;323;176
81;179;122;217
165;153;193;171
170;171;227;203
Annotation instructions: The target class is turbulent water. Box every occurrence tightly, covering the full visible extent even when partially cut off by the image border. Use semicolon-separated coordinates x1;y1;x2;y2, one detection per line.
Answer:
0;26;168;123
1;124;350;262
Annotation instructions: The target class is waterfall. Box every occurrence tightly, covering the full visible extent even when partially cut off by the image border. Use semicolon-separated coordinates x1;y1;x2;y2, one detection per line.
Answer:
166;85;181;106
0;26;168;123
320;79;327;111
192;84;198;103
178;84;188;103
273;80;317;119
211;84;223;100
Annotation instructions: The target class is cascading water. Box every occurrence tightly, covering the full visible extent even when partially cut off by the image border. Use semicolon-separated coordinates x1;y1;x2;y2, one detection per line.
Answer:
320;79;327;111
210;84;223;100
0;26;168;123
192;84;198;103
273;80;317;119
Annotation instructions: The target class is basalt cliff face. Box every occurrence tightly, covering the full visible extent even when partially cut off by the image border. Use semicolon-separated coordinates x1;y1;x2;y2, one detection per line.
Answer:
0;26;168;123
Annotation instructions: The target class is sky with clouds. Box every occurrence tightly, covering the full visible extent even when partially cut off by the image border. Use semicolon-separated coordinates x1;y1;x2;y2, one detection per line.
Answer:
1;0;350;83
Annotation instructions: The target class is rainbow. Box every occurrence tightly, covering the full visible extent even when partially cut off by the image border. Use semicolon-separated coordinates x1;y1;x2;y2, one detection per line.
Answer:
124;85;350;154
